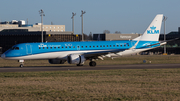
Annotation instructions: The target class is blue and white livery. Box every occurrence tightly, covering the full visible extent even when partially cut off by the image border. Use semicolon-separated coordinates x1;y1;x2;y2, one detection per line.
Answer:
1;14;166;67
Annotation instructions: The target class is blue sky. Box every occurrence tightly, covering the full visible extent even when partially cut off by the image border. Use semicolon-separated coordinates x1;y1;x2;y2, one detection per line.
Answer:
0;0;180;34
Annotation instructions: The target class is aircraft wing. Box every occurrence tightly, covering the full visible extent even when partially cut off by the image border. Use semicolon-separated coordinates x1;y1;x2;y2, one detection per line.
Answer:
76;49;123;59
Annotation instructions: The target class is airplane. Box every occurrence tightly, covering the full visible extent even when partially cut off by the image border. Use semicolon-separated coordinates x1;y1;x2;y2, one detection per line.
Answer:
1;14;166;67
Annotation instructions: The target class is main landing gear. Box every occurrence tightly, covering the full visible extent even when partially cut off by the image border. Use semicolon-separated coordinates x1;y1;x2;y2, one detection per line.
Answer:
76;61;97;67
18;60;24;68
89;61;96;67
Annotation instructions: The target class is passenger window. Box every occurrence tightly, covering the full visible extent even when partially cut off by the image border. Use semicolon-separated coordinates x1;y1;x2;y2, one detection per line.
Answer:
117;45;119;47
43;47;45;49
107;45;108;47
62;47;64;48
54;47;56;49
39;47;41;49
100;45;102;47
86;46;87;48
47;47;48;49
97;46;98;47
90;46;91;48
73;46;75;48
69;46;71;48
81;46;83;48
120;45;122;47
58;47;60;48
110;45;111;47
50;47;52;49
65;46;67;48
113;45;115;47
103;45;105;47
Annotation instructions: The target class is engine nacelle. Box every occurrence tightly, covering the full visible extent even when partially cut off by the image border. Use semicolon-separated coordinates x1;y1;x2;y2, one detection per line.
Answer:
67;54;86;64
48;59;66;64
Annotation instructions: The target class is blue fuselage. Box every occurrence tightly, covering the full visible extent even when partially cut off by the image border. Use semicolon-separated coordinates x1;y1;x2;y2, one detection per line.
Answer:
1;40;160;60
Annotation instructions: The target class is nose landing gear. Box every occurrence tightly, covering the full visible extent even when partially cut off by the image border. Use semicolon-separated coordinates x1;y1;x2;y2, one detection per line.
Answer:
20;64;24;68
18;60;24;68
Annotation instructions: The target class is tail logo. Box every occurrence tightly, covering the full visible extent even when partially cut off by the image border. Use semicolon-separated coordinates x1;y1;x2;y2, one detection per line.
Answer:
147;26;159;34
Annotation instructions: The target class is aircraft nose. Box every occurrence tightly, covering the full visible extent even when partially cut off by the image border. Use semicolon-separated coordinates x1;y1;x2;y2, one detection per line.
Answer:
1;53;6;59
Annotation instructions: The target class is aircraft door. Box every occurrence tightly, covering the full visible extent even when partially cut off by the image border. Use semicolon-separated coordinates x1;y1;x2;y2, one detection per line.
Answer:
26;44;32;55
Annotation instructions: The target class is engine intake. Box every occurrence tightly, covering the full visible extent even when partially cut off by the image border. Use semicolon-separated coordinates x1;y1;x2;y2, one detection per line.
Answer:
67;54;86;64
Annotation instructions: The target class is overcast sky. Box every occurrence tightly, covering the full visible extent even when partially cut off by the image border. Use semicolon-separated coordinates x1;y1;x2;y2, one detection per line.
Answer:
0;0;180;34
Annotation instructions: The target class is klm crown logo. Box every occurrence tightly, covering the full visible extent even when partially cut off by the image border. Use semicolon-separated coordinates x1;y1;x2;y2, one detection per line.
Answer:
150;26;156;30
147;26;159;34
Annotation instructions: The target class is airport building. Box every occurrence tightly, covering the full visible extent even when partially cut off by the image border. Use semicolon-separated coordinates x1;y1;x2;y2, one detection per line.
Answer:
0;20;65;32
149;31;180;54
0;20;82;53
93;33;141;41
0;31;82;53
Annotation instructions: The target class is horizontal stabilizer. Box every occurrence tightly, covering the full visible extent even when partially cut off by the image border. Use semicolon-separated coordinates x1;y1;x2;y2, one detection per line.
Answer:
143;38;179;47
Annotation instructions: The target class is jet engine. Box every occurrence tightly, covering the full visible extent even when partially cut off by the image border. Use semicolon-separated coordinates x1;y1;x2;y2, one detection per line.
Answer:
67;54;86;64
48;59;66;64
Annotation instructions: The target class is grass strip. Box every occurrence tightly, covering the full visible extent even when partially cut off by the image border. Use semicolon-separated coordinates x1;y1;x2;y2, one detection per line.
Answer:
0;69;180;100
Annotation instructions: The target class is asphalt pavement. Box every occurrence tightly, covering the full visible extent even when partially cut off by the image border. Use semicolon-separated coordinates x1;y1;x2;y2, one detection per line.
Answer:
0;64;180;72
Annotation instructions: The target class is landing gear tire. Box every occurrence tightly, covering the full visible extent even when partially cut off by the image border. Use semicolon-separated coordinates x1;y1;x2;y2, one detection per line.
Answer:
76;64;83;66
89;61;96;67
18;60;24;68
20;64;24;68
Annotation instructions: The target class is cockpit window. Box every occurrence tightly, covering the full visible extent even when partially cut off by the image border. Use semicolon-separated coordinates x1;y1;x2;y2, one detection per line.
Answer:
15;47;19;50
11;47;19;50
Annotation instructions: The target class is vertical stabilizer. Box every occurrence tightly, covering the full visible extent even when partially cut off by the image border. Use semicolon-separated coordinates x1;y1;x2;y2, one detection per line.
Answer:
133;14;163;41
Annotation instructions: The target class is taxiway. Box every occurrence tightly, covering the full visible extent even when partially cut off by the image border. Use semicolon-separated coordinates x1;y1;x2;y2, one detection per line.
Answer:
0;64;180;72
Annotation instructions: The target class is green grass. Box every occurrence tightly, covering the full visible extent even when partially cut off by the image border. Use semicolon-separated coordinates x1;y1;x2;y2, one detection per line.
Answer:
0;69;180;100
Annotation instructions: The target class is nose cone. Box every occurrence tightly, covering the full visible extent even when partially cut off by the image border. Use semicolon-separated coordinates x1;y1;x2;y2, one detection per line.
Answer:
1;53;6;59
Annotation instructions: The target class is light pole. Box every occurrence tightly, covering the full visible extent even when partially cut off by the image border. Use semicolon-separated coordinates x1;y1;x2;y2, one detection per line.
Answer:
163;16;167;55
71;12;76;34
39;9;45;42
81;10;86;41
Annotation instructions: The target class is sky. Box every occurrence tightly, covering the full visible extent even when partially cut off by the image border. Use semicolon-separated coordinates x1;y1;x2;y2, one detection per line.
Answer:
0;0;180;35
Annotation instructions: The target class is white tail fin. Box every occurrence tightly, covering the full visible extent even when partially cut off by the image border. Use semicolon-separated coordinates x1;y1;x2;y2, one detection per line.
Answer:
133;14;163;41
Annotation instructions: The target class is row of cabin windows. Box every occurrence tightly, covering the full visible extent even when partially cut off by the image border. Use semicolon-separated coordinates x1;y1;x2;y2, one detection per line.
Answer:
39;44;129;49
